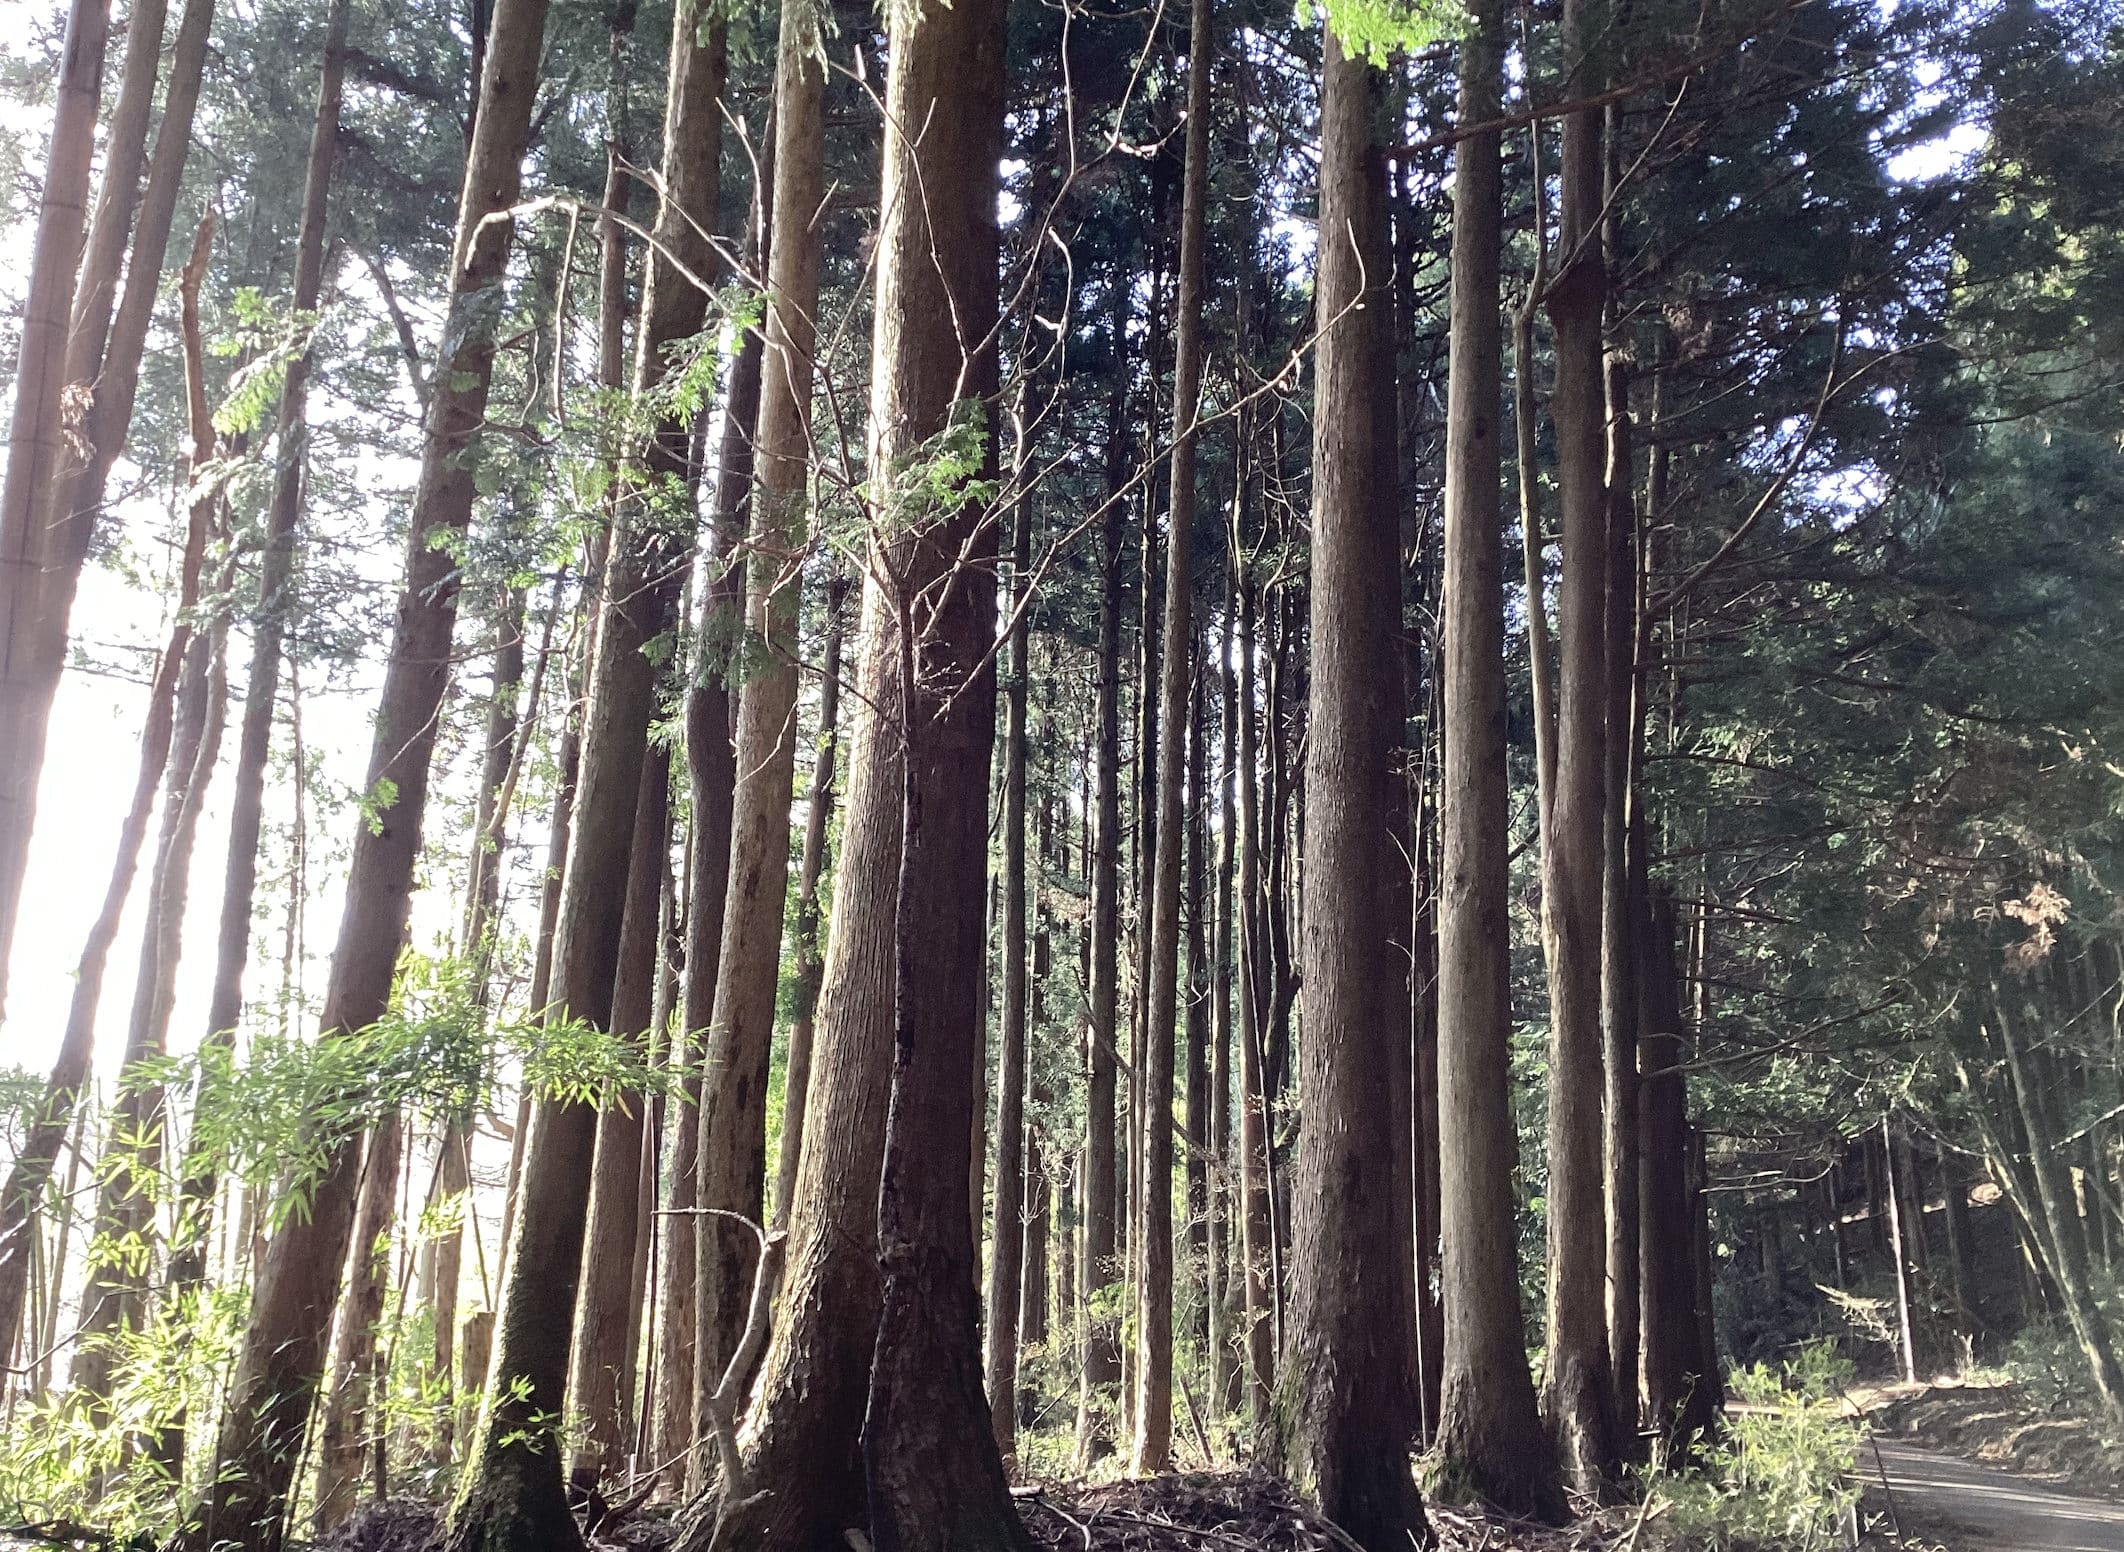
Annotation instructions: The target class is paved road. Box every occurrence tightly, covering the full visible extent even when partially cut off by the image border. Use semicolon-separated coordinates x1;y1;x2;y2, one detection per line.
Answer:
1867;1438;2124;1551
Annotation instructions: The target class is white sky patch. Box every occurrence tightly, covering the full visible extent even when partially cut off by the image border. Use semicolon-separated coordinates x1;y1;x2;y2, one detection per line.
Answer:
1888;119;1987;183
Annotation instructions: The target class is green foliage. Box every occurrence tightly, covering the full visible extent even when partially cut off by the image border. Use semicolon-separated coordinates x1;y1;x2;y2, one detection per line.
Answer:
210;287;318;438
0;1286;248;1541
862;399;1001;548
137;949;671;1231
1304;0;1467;67
1641;1343;1862;1552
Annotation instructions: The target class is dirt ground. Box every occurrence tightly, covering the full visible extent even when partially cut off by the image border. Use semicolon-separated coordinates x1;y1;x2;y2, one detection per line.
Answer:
1861;1378;2124;1500
313;1473;1632;1552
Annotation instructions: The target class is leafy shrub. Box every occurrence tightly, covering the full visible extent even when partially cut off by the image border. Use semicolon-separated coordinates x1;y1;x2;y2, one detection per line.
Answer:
1644;1341;1861;1551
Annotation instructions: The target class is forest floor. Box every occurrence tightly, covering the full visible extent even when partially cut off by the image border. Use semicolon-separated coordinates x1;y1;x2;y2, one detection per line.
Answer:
314;1473;1636;1552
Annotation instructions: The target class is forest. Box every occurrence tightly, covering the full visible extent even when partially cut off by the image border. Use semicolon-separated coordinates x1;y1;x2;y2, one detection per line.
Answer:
1;0;2122;1545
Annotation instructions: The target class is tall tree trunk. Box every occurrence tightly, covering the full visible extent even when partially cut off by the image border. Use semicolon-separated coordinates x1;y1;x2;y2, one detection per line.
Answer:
313;1115;406;1533
1540;0;1620;1488
178;6;555;1543
171;0;351;1364
1208;557;1237;1413
693;0;826;1422
429;580;532;1465
858;0;1021;1529
1599;307;1642;1440
1268;34;1428;1550
0;0;114;1000
985;446;1034;1458
1996;999;2124;1420
1882;1114;1920;1385
1235;573;1276;1435
539;53;656;1437
660;158;747;1482
1515;133;1556;844
1136;0;1211;1479
1637;891;1713;1455
570;751;671;1482
692;255;920;1552
1184;638;1211;1356
70;215;226;1410
774;565;848;1224
1433;0;1562;1512
1074;385;1127;1469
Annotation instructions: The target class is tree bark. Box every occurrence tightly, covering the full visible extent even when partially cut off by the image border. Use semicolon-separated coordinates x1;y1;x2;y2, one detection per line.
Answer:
1074;382;1127;1469
1433;0;1563;1512
1996;998;2124;1420
691;264;917;1552
172;0;352;1379
1882;1114;1920;1385
177;6;554;1544
986;445;1034;1459
1637;891;1714;1455
693;0;825;1420
1539;0;1620;1488
1234;573;1276;1436
1135;0;1212;1475
774;565;848;1225
69;214;227;1412
1599;325;1642;1441
1267;34;1428;1550
313;1115;406;1533
1208;557;1238;1413
570;750;671;1482
858;0;1022;1529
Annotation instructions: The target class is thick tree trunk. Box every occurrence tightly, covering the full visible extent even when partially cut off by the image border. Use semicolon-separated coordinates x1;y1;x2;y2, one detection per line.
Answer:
858;0;1021;1529
661;254;746;1484
692;320;914;1552
0;0;113;1000
1268;36;1428;1550
1433;0;1563;1512
1540;0;1620;1489
171;0;350;1381
177;8;554;1545
694;0;825;1420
